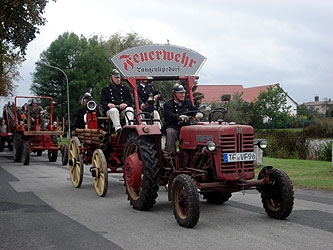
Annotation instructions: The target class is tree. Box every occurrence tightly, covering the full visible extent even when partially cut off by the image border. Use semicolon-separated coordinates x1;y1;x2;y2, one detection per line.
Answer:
32;32;109;120
254;84;291;129
32;32;151;125
0;0;55;96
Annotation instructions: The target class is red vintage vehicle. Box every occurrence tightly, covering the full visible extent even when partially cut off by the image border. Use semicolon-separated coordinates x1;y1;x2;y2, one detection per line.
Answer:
0;104;14;152
69;45;294;228
12;96;68;166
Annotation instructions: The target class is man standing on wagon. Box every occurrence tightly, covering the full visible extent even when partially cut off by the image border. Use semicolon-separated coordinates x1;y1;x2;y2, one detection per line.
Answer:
137;79;162;129
100;69;134;133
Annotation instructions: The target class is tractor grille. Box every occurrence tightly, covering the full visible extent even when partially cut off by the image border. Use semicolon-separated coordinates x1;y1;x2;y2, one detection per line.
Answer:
218;131;255;181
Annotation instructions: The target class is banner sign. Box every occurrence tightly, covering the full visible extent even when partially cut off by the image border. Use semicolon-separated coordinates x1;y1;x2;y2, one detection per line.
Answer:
110;45;206;77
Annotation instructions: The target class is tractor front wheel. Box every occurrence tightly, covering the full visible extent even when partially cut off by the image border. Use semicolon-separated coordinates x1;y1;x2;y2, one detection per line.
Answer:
123;133;159;211
48;136;58;162
61;144;69;165
68;137;84;188
91;149;108;197
23;142;30;165
260;168;294;219
172;174;200;228
13;132;23;162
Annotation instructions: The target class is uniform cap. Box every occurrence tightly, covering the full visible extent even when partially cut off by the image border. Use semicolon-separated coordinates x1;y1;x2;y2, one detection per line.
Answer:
172;84;186;93
110;69;120;77
82;92;92;101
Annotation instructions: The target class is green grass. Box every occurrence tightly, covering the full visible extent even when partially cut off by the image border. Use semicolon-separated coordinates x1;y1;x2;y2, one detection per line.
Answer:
261;157;333;190
58;136;69;145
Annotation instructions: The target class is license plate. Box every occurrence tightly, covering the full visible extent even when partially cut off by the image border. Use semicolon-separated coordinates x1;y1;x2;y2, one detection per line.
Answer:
223;152;256;162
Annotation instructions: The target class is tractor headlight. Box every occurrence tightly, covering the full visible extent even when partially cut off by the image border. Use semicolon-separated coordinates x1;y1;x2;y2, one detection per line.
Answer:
257;139;268;150
206;141;216;152
20;121;24;125
53;121;57;126
87;100;97;111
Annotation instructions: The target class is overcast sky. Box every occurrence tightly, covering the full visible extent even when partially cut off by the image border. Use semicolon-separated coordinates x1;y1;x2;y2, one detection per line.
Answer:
1;0;333;109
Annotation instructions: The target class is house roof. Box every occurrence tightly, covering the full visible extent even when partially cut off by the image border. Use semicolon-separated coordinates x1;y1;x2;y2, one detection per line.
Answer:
196;84;298;104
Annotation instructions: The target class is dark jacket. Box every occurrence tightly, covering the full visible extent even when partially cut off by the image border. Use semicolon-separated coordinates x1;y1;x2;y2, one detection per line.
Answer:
137;82;162;113
74;106;88;129
163;99;199;131
100;83;133;112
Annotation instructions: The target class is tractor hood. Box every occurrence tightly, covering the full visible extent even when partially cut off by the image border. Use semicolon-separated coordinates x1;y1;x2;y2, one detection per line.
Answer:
180;123;254;150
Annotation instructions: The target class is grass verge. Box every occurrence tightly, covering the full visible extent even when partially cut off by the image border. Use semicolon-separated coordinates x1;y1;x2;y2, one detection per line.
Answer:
262;157;333;190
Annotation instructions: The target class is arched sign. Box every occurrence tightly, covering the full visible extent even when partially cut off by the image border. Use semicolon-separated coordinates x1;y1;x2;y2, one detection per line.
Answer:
110;45;206;77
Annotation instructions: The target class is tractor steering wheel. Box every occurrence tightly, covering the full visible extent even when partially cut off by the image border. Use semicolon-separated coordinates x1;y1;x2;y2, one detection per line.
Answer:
208;108;227;123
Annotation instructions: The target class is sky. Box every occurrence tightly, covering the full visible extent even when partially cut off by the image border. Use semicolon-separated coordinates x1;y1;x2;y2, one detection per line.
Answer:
1;0;333;109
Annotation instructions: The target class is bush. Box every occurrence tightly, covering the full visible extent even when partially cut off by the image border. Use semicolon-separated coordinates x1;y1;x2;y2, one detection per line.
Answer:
319;141;332;161
304;118;333;138
255;130;308;159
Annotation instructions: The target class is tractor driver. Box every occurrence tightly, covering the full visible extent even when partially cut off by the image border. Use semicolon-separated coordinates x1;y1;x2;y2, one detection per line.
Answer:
26;99;46;129
163;84;203;154
100;69;134;133
138;79;162;129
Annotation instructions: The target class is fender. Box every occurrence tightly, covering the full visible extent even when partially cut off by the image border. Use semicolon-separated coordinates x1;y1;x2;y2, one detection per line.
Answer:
119;124;162;144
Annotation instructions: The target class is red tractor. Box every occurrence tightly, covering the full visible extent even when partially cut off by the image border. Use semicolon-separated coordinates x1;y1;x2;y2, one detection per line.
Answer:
0;103;14;152
69;45;294;228
12;96;68;166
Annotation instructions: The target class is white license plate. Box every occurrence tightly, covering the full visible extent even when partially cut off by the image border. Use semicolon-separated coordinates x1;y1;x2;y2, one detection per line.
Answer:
223;152;256;162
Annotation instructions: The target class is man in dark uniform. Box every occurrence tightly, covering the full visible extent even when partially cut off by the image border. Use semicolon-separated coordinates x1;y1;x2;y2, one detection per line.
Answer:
26;99;46;129
137;79;162;129
163;84;202;154
100;69;134;133
74;93;92;129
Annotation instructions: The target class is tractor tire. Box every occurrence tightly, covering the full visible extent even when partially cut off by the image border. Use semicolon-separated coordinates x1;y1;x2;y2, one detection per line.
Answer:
0;138;3;152
91;149;108;197
172;174;200;228
48;136;58;162
37;150;42;156
123;133;159;211
260;168;294;219
13;132;23;162
61;144;69;165
23;142;30;165
204;192;232;204
68;137;84;188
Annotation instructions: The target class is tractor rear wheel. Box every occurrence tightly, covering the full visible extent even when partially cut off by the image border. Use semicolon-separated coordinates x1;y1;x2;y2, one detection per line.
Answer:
68;137;84;188
23;142;30;165
204;192;232;204
91;149;108;197
123;133;159;210
260;168;294;219
13;132;23;162
61;144;69;165
172;174;200;228
48;136;58;162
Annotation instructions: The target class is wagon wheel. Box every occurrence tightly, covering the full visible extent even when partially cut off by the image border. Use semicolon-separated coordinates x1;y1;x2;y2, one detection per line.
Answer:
123;133;159;210
172;174;200;228
91;149;108;197
13;132;23;162
48;135;58;162
22;142;30;165
61;144;69;165
68;137;84;188
259;168;294;219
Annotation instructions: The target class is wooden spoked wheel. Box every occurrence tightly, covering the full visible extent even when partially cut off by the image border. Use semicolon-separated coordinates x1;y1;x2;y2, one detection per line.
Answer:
91;149;108;197
68;137;83;188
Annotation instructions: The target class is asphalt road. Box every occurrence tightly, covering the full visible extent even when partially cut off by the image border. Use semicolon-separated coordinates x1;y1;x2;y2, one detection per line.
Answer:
0;151;332;250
